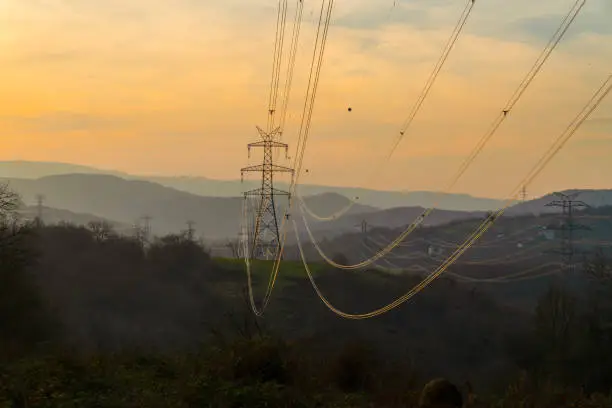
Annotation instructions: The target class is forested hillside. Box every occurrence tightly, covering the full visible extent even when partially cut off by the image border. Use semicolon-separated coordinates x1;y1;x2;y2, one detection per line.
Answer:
3;184;612;406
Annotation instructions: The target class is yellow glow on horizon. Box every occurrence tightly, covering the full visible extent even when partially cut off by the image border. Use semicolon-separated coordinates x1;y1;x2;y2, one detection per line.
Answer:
0;0;610;197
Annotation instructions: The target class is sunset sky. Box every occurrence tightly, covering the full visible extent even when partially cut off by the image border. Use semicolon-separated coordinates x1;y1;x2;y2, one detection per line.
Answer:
0;0;610;198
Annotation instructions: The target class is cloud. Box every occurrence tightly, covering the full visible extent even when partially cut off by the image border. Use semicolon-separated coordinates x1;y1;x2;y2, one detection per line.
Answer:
14;49;84;64
0;0;610;197
329;0;611;48
582;117;612;133
508;8;612;44
1;112;132;133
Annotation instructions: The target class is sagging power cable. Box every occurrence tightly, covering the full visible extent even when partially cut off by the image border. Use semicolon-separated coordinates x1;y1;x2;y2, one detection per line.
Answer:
298;0;587;271
298;0;477;221
243;0;336;315
294;74;611;319
267;0;289;132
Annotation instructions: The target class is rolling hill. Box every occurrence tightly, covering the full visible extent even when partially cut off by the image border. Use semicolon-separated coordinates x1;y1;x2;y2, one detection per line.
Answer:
18;205;131;232
0;160;506;211
1;174;503;242
1;174;377;240
506;189;612;215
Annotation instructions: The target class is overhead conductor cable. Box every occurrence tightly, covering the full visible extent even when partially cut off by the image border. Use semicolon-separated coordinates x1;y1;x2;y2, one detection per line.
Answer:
298;0;587;271
295;74;611;319
298;0;477;221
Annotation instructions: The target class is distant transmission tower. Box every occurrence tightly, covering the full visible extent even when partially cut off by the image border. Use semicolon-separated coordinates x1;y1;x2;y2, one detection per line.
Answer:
35;194;45;226
186;220;196;241
355;220;368;244
545;192;590;273
241;126;294;260
141;215;152;245
520;185;528;202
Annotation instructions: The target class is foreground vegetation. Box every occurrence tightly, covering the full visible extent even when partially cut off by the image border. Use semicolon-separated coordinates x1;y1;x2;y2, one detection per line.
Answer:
2;185;612;407
2;336;612;407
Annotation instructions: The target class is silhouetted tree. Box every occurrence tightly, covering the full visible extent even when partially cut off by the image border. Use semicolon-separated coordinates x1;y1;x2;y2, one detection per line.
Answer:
87;220;115;242
0;187;54;358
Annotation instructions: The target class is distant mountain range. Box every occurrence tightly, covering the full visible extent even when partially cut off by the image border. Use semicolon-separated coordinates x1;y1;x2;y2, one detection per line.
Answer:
0;173;493;242
1;161;611;242
506;189;612;215
1;174;375;240
0;160;505;211
18;205;131;233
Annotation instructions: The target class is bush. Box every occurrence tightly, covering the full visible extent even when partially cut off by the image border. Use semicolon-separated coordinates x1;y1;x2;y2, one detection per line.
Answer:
331;342;377;392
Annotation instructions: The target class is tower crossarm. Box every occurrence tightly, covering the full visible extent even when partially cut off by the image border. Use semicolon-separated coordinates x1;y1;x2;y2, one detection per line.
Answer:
240;164;294;182
247;140;290;159
240;164;294;173
248;140;289;149
244;187;291;197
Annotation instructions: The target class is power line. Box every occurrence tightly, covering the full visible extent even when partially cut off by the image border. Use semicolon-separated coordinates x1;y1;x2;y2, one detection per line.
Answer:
298;0;477;221
296;0;587;271
253;0;335;313
278;0;306;135
239;0;309;315
267;0;289;131
293;74;611;319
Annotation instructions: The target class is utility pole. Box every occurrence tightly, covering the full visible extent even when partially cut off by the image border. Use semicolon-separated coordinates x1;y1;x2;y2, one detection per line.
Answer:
545;192;590;273
241;126;294;260
35;194;45;227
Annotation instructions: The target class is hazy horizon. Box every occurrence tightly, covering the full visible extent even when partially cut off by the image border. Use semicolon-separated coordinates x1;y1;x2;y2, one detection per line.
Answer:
1;0;611;199
1;159;604;202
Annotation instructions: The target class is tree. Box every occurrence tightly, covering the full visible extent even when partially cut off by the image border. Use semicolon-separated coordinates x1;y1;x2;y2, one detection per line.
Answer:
87;220;115;242
0;183;22;224
534;284;576;360
0;186;54;358
226;239;241;259
147;233;211;277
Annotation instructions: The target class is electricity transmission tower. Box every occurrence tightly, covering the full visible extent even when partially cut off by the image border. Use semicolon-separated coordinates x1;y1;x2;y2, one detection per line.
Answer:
35;194;45;226
355;220;368;244
186;220;196;241
241;126;294;260
141;215;152;245
520;186;528;202
545;192;590;273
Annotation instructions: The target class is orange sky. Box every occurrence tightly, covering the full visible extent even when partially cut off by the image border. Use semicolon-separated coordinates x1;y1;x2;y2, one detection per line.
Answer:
0;0;611;198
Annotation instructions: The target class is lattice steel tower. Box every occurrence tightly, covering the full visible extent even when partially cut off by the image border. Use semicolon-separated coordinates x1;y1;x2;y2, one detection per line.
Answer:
241;126;294;260
545;192;590;273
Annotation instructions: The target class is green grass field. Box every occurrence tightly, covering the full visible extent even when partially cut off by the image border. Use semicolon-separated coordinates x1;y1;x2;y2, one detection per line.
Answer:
214;257;328;283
